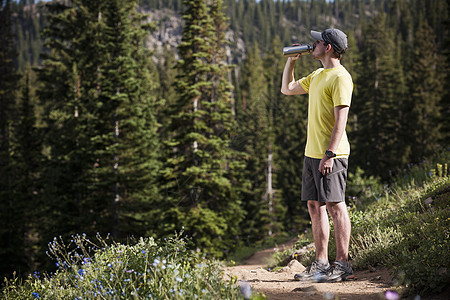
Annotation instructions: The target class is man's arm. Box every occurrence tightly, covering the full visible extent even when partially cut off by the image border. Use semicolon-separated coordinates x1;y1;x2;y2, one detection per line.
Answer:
319;105;350;175
281;56;307;95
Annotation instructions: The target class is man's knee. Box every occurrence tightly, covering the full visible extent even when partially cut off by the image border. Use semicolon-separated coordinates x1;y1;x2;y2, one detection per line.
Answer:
307;200;326;215
326;202;348;219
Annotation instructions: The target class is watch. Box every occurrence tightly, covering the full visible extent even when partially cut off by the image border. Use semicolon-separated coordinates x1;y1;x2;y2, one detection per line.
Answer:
325;150;336;158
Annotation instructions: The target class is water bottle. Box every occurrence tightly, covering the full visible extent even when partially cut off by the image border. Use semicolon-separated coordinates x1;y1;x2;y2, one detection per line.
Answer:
283;44;313;57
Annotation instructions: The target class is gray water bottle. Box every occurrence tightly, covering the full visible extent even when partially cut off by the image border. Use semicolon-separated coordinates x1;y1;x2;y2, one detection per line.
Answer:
283;44;313;57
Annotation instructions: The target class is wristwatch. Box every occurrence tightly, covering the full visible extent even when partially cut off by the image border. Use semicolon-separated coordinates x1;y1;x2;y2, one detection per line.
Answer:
325;150;336;158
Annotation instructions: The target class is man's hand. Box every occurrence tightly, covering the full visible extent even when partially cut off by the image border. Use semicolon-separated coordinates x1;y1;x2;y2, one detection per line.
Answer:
319;156;334;175
281;46;307;95
289;44;302;61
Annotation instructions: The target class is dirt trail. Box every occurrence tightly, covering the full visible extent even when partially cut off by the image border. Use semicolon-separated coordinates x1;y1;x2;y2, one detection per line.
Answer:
223;239;447;300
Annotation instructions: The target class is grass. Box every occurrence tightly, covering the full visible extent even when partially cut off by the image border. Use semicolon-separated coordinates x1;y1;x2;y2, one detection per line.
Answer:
2;233;245;299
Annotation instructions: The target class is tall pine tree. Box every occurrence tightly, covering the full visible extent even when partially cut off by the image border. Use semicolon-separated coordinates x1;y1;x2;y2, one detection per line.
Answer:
236;43;274;242
352;12;408;180
161;0;245;257
37;0;161;250
0;0;23;278
406;20;444;161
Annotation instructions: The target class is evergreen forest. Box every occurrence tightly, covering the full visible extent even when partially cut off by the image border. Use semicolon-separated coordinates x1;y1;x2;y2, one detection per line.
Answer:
0;0;449;280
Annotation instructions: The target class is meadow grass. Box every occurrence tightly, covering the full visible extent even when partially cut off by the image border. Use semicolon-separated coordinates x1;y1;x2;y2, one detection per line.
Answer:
2;233;245;299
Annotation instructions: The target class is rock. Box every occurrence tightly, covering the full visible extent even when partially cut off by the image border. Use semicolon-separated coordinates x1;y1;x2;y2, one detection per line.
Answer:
371;276;382;281
424;197;434;205
287;259;306;273
277;266;291;273
251;267;268;275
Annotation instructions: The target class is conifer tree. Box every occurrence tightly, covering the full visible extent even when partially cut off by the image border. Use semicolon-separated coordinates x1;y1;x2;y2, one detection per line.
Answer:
38;0;161;247
442;1;450;146
10;67;42;274
162;0;245;257
97;0;161;238
352;13;408;179
0;0;22;278
406;20;444;160
156;46;177;140
265;37;308;232
236;43;273;242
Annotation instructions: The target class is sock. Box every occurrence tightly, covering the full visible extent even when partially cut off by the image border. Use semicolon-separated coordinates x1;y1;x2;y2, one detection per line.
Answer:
336;260;350;268
317;259;329;266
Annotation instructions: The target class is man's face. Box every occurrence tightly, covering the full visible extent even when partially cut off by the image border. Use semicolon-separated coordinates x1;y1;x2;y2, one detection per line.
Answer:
312;40;327;59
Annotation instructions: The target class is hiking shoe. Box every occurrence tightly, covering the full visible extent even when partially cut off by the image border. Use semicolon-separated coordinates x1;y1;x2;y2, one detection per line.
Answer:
294;260;330;281
325;261;355;282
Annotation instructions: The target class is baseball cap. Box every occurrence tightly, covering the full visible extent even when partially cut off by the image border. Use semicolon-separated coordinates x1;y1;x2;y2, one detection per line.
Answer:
310;28;348;54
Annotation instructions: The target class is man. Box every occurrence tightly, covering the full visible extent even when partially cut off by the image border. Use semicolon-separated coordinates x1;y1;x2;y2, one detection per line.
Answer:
281;28;354;282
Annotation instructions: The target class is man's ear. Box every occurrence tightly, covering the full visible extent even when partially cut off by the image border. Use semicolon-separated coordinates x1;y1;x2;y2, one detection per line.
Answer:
326;44;333;53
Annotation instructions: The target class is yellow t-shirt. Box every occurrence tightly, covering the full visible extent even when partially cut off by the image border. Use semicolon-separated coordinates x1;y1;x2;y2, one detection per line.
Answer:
298;65;353;159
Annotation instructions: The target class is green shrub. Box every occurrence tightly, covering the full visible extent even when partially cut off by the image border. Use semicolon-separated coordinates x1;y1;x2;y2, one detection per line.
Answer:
390;196;450;294
2;234;244;299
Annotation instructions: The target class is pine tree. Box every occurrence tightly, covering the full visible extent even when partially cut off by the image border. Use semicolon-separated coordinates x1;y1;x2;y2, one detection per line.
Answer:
265;37;308;233
155;46;177;140
442;0;450;146
406;20;444;161
10;67;42;274
352;12;408;179
37;0;161;249
161;0;245;257
97;0;161;238
0;0;22;278
236;43;273;242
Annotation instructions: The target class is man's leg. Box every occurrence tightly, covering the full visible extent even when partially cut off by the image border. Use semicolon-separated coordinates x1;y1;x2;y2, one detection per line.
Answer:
294;200;330;281
308;200;329;262
325;201;354;282
326;201;351;262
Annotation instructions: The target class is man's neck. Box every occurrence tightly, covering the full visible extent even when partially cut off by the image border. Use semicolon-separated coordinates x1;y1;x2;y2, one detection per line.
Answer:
321;57;341;69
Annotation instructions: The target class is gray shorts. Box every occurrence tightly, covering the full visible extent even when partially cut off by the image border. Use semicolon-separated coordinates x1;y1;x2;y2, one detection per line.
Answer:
302;156;348;203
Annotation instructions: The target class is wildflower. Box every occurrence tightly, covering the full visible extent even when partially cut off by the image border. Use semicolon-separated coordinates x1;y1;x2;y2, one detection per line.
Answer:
176;276;183;282
239;282;252;299
153;258;160;266
385;291;399;300
32;292;40;298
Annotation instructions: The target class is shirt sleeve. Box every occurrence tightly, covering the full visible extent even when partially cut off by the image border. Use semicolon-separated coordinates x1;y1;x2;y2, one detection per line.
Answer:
298;68;323;94
332;73;353;107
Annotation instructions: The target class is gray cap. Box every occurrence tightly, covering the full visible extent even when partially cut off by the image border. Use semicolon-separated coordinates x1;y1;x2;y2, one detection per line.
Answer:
311;28;348;54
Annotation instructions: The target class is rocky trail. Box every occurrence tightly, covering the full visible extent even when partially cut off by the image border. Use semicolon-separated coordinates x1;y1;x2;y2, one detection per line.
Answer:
223;239;448;300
